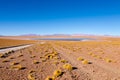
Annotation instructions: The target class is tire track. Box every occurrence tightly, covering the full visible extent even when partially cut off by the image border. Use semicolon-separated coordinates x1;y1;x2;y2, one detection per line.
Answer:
51;43;120;80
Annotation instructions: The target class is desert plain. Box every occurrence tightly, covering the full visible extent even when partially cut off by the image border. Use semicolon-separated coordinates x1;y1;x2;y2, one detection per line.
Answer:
0;36;120;80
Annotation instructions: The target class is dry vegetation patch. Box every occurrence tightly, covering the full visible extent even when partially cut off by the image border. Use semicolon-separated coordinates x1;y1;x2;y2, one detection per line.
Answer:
0;38;36;48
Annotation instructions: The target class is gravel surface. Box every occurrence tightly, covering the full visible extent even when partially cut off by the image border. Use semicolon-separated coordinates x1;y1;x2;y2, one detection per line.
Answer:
0;45;32;53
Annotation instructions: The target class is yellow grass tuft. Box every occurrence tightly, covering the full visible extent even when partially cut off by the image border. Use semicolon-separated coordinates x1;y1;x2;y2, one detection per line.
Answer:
63;64;73;71
33;60;39;64
0;52;10;58
105;58;112;63
10;65;26;70
17;54;23;57
45;76;55;80
28;74;35;80
77;57;84;61
60;59;68;63
41;58;46;62
0;54;5;58
53;52;58;55
9;57;15;59
82;60;89;64
53;69;62;77
45;54;54;59
10;62;19;65
29;70;36;73
2;59;10;63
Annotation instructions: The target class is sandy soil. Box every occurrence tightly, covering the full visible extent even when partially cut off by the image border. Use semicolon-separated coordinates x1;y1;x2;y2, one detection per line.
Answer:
0;38;36;49
0;39;120;80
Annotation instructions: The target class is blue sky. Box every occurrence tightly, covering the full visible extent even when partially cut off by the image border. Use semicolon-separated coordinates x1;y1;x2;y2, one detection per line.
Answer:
0;0;120;36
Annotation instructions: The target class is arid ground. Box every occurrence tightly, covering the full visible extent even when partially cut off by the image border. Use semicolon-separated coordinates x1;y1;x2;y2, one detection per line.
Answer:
0;36;120;80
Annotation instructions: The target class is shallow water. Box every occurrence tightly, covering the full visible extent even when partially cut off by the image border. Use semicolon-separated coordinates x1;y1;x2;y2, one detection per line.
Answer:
33;38;94;41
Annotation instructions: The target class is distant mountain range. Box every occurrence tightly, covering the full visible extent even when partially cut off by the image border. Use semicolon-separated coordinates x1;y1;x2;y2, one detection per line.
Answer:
19;34;71;36
0;35;4;36
0;34;119;37
44;34;71;36
19;34;40;36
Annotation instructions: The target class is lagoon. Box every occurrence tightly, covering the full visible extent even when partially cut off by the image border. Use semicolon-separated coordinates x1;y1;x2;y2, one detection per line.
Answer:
32;38;94;41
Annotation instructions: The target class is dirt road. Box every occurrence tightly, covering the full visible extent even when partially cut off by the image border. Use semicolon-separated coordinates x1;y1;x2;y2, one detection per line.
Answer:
0;45;32;53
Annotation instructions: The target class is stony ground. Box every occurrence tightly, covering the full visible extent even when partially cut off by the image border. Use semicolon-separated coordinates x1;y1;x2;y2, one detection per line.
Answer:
0;40;120;80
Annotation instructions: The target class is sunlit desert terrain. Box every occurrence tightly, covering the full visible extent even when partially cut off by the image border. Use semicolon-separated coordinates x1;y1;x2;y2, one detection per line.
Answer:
0;38;36;49
0;36;120;80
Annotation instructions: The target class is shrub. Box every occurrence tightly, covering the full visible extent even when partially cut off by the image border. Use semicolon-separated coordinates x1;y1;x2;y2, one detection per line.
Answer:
10;62;19;65
63;64;73;71
33;60;39;64
45;54;54;59
9;57;15;59
29;70;36;73
60;59;68;63
53;52;58;55
0;54;6;58
82;60;89;64
77;57;84;61
41;58;46;62
54;56;59;60
17;54;23;57
105;58;112;63
53;69;62;77
45;76;55;80
28;74;35;80
11;65;26;70
2;59;10;63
